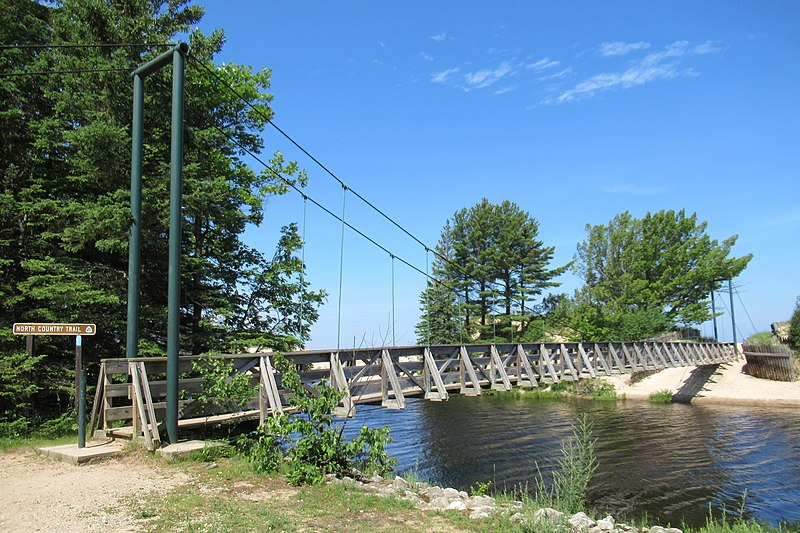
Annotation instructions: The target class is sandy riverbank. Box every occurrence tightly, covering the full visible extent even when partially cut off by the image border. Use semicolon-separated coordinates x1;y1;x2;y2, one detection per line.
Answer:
603;357;800;407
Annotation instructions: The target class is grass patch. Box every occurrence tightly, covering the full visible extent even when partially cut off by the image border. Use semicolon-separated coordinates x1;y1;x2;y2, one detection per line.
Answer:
649;389;674;404
487;379;619;402
0;433;76;452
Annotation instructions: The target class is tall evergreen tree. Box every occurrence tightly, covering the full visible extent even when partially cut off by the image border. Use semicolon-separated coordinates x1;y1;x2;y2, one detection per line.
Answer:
416;199;566;344
0;0;324;434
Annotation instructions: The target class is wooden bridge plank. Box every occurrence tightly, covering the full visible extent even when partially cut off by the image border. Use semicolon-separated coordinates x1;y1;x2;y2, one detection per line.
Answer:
561;344;579;381
539;344;560;382
381;349;406;409
490;345;512;390
459;346;482;396
578;344;597;378
423;347;449;401
515;344;538;387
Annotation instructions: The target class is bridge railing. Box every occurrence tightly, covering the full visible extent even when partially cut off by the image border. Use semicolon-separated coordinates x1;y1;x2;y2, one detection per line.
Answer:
91;340;736;448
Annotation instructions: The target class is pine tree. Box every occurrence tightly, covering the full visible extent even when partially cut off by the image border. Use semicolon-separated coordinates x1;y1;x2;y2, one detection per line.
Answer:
416;199;566;344
0;0;324;433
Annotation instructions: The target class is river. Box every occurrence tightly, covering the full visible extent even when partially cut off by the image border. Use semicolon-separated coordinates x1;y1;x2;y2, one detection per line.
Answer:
344;395;800;528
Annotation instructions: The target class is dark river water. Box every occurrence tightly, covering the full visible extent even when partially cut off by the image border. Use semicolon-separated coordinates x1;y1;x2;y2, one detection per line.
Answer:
343;395;800;528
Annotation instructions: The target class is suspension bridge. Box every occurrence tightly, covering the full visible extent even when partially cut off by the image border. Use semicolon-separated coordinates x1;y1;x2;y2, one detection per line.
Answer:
92;340;738;450
89;43;745;449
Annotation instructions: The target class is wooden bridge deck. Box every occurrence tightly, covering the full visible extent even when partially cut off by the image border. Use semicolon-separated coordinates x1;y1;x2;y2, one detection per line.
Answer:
92;341;737;449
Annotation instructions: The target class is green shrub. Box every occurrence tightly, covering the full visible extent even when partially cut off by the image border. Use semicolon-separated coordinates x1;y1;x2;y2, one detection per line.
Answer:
191;357;253;411
649;389;674;404
790;297;800;351
239;354;396;485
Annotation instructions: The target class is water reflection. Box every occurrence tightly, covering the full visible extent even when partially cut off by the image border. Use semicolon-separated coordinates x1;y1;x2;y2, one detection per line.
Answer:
345;396;800;527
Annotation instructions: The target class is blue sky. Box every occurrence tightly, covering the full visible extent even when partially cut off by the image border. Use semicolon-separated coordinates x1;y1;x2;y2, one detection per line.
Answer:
195;1;799;348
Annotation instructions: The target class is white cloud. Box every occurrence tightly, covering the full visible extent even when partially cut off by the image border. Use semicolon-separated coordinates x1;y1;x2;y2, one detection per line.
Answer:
421;52;433;62
526;57;560;70
601;183;669;196
693;40;724;54
494;86;517;95
431;67;460;83
554;40;721;103
431;32;447;42
599;41;651;56
464;62;513;89
538;68;571;81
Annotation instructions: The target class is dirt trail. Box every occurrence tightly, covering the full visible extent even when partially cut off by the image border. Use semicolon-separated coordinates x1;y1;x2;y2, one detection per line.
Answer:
0;446;189;532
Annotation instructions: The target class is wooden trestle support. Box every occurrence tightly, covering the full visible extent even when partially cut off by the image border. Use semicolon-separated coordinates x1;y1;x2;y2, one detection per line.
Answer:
90;341;737;450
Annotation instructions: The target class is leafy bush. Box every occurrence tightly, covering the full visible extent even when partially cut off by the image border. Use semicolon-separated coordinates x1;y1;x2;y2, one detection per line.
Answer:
790;297;800;352
191;356;254;411
238;354;396;485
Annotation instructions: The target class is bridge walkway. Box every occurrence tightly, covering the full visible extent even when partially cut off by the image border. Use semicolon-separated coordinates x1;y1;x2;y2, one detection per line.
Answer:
91;341;737;449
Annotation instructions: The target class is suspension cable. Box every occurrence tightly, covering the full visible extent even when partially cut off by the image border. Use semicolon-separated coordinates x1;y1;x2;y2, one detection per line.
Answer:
390;254;396;346
299;194;308;342
336;185;347;352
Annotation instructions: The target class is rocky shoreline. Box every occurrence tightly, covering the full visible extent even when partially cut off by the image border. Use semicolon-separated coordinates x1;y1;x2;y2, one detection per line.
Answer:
328;473;685;533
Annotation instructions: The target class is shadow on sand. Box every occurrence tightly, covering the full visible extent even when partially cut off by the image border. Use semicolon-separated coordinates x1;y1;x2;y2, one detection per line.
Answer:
672;363;722;403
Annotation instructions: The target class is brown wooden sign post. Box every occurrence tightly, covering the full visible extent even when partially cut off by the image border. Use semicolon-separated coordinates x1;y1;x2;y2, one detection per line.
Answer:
12;323;97;447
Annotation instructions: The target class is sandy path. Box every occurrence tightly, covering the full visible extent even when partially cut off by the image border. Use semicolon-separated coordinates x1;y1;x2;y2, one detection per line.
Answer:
0;447;189;532
605;358;800;406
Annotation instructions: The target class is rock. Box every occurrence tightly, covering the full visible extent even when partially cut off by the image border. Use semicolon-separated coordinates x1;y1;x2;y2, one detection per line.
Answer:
204;462;219;470
423;486;444;499
666;529;683;533
469;509;491;519
443;487;461;498
510;512;525;523
392;476;410;491
568;511;596;529
429;496;451;510
533;507;565;523
447;500;467;511
596;516;615;530
370;474;384;483
648;527;668;533
467;495;496;510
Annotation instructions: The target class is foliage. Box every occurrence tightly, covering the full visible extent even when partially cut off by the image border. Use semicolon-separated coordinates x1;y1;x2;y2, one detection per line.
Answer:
238;355;396;485
191;357;253;411
649;389;674;404
573;210;752;338
0;0;324;432
744;332;779;345
417;199;567;344
572;379;618;401
533;414;598;515
0;350;44;436
469;480;493;497
790;297;800;352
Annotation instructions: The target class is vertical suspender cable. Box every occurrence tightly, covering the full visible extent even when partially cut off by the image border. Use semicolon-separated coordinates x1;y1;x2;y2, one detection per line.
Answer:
458;300;464;344
336;185;348;352
425;248;431;345
492;291;497;344
391;254;396;346
299;195;308;342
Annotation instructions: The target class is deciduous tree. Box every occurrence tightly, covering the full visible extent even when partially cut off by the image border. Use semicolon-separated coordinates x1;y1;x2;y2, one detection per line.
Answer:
573;209;751;337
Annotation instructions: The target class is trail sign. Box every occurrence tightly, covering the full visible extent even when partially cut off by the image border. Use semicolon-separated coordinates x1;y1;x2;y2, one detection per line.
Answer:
12;323;96;336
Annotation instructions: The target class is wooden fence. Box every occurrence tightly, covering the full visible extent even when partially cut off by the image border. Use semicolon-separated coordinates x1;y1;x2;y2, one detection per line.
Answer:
91;341;737;449
742;343;797;382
